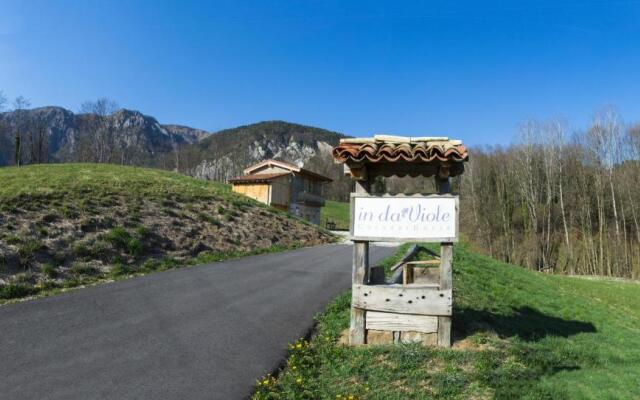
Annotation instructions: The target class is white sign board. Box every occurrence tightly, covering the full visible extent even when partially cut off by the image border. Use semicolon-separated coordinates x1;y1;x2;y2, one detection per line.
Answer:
350;195;458;242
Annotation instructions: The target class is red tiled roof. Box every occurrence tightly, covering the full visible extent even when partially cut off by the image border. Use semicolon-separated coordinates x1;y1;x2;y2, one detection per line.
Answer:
333;137;468;164
228;172;289;183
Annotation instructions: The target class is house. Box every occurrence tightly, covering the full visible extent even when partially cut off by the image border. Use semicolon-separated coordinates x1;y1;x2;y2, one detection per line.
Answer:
228;159;332;224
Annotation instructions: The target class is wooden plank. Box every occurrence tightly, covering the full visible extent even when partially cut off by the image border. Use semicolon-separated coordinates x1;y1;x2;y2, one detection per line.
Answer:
407;260;440;266
366;329;394;345
439;244;453;290
402;264;414;285
339;137;376;144
410;136;450;142
348;164;368;181
366;311;438;333
438;243;453;347
352;284;452;316
349;174;370;346
350;242;368;345
400;331;438;346
374;134;411;143
436;175;453;348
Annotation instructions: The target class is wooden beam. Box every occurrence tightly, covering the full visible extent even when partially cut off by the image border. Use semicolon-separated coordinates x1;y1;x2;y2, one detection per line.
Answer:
435;174;453;348
438;244;453;347
366;311;438;333
352;284;452;316
347;164;368;181
350;171;370;345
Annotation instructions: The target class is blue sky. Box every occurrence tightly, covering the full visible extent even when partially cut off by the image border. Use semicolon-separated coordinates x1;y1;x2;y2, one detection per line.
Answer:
1;1;639;145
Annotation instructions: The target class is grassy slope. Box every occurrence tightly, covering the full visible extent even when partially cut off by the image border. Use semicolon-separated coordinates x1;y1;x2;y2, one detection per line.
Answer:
254;244;640;400
320;200;350;230
0;164;331;302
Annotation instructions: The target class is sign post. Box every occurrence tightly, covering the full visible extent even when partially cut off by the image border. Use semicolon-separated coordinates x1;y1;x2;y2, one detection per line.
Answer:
351;194;459;243
333;135;468;347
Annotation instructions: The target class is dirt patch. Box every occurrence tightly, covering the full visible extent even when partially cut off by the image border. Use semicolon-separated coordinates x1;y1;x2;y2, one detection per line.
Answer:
0;194;332;296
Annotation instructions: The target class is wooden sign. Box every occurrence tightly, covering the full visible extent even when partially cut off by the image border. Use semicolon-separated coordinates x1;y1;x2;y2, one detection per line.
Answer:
350;194;458;242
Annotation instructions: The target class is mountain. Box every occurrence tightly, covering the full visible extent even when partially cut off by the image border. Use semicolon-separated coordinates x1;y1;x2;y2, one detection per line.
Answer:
0;107;350;199
188;121;347;181
0;106;208;166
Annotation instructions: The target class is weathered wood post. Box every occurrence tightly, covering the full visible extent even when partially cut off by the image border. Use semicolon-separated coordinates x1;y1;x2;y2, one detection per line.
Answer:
350;168;370;345
333;135;468;347
436;166;453;347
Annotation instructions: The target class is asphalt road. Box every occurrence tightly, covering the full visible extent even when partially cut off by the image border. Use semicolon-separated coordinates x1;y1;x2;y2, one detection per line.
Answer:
0;244;396;400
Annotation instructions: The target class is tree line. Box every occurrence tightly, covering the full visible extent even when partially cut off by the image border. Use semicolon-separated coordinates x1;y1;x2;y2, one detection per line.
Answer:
3;89;638;278
0;92;48;166
0;92;184;168
455;109;640;279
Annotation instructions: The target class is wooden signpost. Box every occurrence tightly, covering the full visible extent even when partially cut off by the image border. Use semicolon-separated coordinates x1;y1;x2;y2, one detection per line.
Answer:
332;135;468;347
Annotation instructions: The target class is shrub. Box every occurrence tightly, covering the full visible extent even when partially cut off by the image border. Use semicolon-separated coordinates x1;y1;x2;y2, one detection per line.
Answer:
198;212;221;226
135;225;150;238
0;282;36;299
90;240;110;258
140;259;159;272
105;227;132;247
73;243;91;258
110;263;131;277
5;234;21;245
18;239;44;266
127;238;143;257
70;263;97;276
42;263;57;278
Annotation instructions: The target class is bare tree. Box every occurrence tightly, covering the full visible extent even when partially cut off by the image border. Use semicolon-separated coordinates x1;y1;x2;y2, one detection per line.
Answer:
12;95;31;166
0;90;7;111
79;97;119;163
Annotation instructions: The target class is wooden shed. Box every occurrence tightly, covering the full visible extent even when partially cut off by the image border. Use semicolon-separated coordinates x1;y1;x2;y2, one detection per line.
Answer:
228;159;332;224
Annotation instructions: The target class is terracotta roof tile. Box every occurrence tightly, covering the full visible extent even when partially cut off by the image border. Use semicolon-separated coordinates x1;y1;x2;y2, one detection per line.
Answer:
333;137;468;164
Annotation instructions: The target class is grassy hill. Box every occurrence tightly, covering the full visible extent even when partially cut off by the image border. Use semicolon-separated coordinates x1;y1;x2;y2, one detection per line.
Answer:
320;200;350;230
253;244;640;399
0;164;332;302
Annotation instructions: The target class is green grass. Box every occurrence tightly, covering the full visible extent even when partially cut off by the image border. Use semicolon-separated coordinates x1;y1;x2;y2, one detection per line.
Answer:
254;244;640;399
0;163;332;303
321;200;350;230
0;163;236;204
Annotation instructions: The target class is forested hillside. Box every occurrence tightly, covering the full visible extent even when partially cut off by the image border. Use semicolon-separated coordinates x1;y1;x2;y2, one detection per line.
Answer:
2;92;640;280
457;110;640;279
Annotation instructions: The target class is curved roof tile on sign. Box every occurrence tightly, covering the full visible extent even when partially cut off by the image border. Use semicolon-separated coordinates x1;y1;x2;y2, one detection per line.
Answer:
332;135;468;164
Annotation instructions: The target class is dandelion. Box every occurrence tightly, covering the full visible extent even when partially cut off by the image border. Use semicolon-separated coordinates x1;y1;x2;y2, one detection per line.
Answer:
262;379;269;385
296;343;302;349
296;378;302;385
